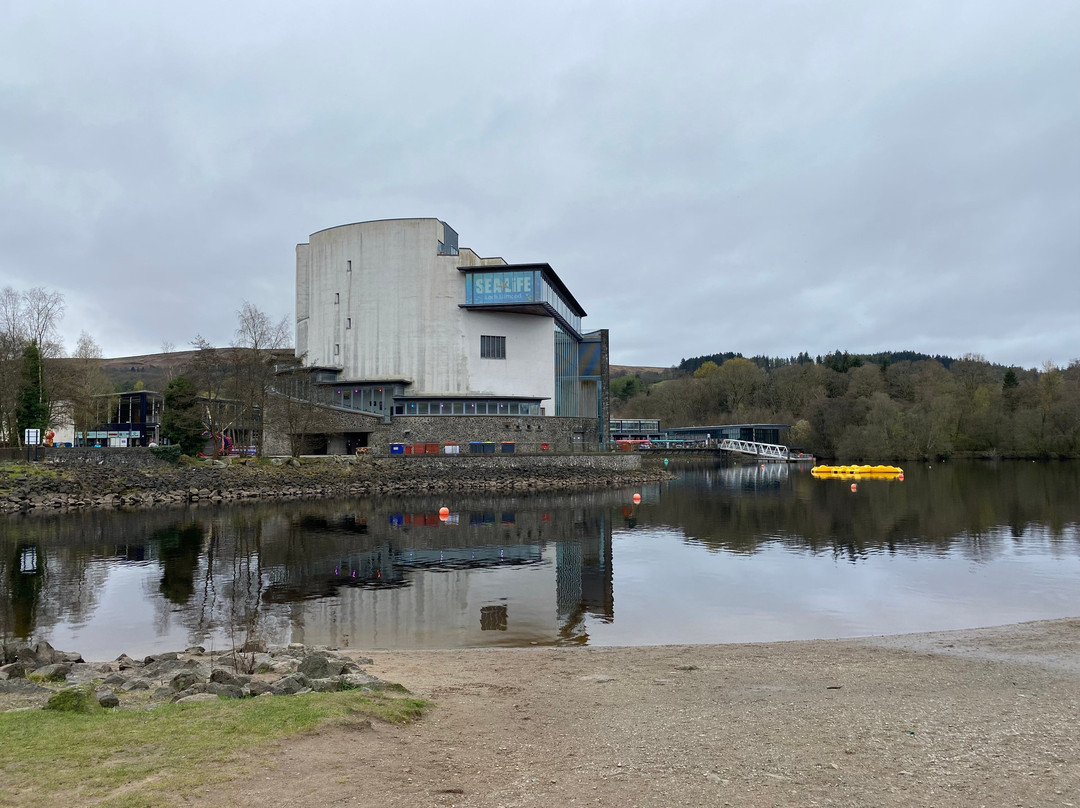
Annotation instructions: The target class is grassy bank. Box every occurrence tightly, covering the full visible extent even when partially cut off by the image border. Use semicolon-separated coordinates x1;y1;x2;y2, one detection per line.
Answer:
0;689;427;808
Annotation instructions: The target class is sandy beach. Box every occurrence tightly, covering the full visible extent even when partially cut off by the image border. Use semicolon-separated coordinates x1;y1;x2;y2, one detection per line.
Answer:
184;617;1079;808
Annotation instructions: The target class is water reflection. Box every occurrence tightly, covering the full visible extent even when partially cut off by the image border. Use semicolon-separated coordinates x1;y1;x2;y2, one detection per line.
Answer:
0;490;617;657
1;460;1078;657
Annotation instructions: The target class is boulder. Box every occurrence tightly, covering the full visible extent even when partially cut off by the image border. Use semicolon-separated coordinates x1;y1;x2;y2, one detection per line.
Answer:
204;682;244;699
44;687;100;713
0;662;27;679
210;668;248;687
34;663;72;682
245;679;273;697
0;678;52;695
97;689;120;708
298;653;340;680
310;677;344;693
270;673;310;696
28;643;66;670
169;671;203;692
340;672;385;690
143;651;179;664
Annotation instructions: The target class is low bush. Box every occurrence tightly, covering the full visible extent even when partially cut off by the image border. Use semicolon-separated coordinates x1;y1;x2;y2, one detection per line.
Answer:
149;445;184;464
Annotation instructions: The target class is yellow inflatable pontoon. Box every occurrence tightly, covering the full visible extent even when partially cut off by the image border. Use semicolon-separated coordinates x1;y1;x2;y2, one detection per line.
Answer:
811;464;903;477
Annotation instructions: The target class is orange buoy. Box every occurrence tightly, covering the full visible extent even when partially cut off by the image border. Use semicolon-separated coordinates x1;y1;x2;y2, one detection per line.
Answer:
898;473;904;481
438;506;450;520
632;493;641;503
850;483;857;492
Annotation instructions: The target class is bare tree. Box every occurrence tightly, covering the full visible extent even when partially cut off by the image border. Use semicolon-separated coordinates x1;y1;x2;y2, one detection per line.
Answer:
22;287;65;359
0;286;66;445
159;340;178;383
264;358;321;457
185;337;230;458
64;332;114;445
231;302;292;456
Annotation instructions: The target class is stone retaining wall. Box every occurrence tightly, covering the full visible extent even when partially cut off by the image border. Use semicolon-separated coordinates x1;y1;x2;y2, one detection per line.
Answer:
3;450;663;512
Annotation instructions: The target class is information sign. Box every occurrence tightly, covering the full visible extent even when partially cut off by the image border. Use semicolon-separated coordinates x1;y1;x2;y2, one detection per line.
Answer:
24;428;41;445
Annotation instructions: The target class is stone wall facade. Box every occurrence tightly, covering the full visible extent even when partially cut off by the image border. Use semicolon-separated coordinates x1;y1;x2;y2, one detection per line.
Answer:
370;414;601;454
261;396;603;457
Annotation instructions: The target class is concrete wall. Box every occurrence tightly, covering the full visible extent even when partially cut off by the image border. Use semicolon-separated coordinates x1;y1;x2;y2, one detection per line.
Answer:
295;218;555;403
462;310;554;401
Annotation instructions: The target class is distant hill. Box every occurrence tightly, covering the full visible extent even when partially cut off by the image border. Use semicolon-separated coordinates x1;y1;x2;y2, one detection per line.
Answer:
96;350;199;392
64;348;292;393
610;364;671;377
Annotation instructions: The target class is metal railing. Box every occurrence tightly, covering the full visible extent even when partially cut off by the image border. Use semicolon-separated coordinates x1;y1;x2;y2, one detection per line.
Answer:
718;438;790;460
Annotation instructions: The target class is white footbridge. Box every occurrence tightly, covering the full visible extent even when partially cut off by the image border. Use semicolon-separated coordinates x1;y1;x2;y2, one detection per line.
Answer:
719;439;801;461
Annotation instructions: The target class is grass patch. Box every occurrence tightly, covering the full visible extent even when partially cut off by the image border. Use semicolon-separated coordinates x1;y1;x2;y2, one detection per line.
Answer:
0;690;428;808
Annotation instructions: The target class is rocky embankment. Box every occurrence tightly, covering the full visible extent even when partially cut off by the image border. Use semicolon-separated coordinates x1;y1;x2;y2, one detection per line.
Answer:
0;639;392;712
0;454;672;513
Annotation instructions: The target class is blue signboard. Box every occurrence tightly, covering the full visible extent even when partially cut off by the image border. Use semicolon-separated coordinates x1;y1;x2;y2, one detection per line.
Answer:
469;270;536;305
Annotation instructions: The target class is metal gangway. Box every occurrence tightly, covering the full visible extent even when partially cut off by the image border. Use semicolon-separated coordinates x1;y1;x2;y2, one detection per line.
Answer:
718;438;790;460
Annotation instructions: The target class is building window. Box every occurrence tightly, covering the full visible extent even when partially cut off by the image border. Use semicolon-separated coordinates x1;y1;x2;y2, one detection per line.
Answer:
334;343;340;356
347;260;352;272
346;318;352;329
334;292;340;304
480;335;506;359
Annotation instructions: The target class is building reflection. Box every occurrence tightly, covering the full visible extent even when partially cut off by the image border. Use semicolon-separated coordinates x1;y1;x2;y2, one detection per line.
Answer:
0;494;618;650
262;499;615;648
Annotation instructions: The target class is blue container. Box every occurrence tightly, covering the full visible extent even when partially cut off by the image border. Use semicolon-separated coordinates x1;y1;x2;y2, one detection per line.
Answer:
469;441;485;454
501;442;515;453
390;443;404;455
483;442;496;454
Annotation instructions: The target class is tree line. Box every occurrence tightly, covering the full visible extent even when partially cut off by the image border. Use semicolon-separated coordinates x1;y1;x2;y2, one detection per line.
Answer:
613;351;1080;460
0;286;115;448
0;285;296;455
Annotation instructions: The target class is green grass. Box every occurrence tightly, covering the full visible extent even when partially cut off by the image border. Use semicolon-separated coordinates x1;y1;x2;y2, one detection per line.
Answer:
0;691;428;808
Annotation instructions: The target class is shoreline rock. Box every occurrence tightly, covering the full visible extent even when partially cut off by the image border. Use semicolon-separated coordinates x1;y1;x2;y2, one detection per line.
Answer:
1;639;392;712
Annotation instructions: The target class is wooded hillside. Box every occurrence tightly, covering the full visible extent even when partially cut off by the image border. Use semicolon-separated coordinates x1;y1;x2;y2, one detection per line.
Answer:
612;351;1080;460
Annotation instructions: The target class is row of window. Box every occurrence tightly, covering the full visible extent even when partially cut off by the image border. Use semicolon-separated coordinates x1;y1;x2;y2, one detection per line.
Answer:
399;400;542;416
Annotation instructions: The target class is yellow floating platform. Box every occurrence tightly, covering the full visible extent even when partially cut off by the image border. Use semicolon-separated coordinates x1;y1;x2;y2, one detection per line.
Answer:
811;464;904;477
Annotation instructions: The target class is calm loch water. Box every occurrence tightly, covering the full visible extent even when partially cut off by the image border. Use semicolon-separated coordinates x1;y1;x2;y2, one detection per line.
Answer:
2;460;1078;659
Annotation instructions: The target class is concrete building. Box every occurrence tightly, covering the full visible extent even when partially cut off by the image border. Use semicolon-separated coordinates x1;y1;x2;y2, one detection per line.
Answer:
283;218;609;453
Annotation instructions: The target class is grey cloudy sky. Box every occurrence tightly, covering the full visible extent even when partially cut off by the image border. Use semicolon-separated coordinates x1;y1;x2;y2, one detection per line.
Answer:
2;1;1077;369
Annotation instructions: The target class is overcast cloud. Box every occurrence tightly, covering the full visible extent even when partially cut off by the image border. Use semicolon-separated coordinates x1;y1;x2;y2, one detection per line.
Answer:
2;1;1077;369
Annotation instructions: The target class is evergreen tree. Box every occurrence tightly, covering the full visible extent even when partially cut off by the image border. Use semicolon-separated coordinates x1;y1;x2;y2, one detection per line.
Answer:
15;341;48;443
161;373;206;455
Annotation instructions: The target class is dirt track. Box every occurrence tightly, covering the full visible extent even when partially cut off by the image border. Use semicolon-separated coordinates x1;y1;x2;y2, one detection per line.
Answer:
196;618;1080;807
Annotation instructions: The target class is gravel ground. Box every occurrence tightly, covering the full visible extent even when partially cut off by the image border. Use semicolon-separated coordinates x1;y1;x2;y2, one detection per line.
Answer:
181;618;1080;808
